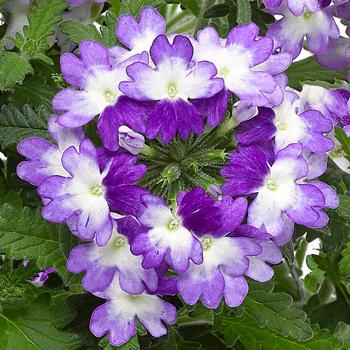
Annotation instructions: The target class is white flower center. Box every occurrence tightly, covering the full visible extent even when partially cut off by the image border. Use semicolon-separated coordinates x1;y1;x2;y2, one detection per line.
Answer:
218;66;230;78
265;178;278;191
303;10;313;19
167;83;178;98
201;237;213;251
104;89;117;104
113;235;126;248
275;119;288;131
167;217;180;231
90;184;104;196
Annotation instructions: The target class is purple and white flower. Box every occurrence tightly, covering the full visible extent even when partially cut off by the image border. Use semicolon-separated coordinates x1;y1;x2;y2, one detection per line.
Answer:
221;143;338;244
53;40;149;141
17;115;84;186
119;34;224;142
236;89;334;153
266;2;339;59
191;23;291;116
37;139;147;245
109;7;166;64
177;196;281;308
90;274;176;346
67;218;158;294
30;267;56;287
263;0;321;15
130;188;225;272
298;84;348;125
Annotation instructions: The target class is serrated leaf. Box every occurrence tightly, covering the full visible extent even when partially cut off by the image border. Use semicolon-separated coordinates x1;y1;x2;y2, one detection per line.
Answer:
0;293;81;350
0;203;79;285
99;335;139;350
337;194;350;220
120;0;164;16
339;245;350;278
0;104;50;149
236;0;251;24
60;20;104;44
215;315;345;350
286;56;348;90
176;303;214;328
335;127;350;162
0;52;33;90
8;75;57;108
14;0;67;61
242;282;313;340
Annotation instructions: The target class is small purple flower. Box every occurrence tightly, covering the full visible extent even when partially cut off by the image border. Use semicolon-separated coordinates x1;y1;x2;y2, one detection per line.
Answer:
267;3;339;59
90;274;176;346
298;84;348;125
17;115;84;186
315;37;350;70
67;218;158;294
130;188;225;273
37;139;147;245
236;89;334;153
53;40;148;133
177;196;281;308
119;34;224;143
118;125;145;155
109;7;166;64
30;268;56;287
263;0;321;15
191;24;291;115
221;143;338;243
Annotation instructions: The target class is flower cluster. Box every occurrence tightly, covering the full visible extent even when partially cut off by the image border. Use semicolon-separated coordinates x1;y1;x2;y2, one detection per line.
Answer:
16;6;347;347
264;0;350;70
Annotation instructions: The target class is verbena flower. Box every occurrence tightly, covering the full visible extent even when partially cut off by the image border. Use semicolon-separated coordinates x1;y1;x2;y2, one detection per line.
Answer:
17;115;84;186
90;273;176;346
236;88;334;153
119;34;224;143
221;143;338;244
266;1;339;59
37;139;147;245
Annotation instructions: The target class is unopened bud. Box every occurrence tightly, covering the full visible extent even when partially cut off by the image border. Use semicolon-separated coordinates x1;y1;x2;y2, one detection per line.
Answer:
118;126;145;155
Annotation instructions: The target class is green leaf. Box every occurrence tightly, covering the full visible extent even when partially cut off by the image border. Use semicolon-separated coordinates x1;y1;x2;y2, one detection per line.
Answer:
215;315;346;350
14;0;67;63
176;303;214;328
7;75;57;109
59;20;104;44
0;52;33;91
203;4;229;18
304;255;326;293
0;104;50;149
303;79;350;90
120;0;164;16
286;56;348;90
335;127;350;162
334;322;350;348
236;0;251;24
0;293;81;350
0;203;79;285
242;282;313;340
337;194;350;221
179;0;200;16
339;244;350;278
99;335;139;349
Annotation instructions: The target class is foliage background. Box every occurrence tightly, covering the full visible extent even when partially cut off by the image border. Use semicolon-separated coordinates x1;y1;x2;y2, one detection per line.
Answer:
0;0;350;349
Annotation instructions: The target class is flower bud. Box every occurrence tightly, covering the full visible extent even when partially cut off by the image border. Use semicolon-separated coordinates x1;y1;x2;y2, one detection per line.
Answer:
118;126;145;155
